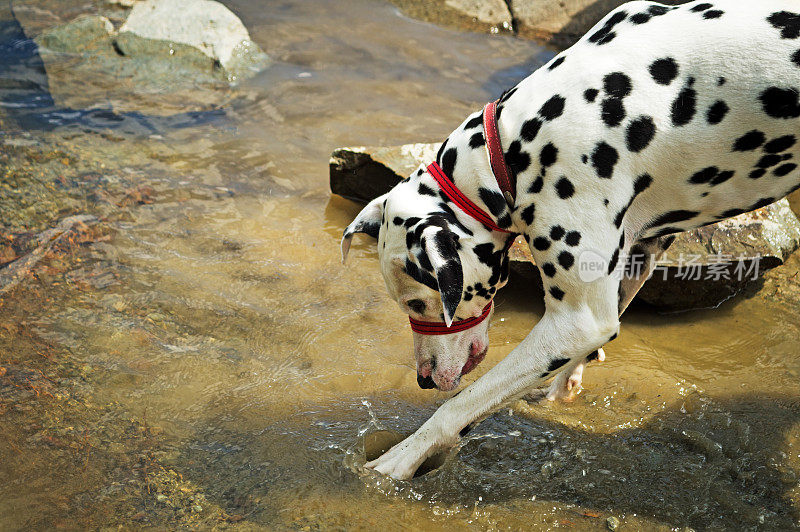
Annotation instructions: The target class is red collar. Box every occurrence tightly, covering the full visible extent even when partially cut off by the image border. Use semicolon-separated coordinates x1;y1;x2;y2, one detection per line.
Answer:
482;101;516;206
427;161;512;233
409;301;492;335
425;100;516;235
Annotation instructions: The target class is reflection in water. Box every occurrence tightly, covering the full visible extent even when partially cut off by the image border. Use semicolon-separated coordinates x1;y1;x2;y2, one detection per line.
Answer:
1;0;800;529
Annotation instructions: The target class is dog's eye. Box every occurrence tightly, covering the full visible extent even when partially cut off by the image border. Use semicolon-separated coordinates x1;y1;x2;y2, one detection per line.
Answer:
407;299;426;315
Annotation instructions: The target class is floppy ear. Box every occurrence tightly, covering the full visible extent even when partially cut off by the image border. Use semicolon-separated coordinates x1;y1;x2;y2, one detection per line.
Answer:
421;225;463;327
341;193;388;264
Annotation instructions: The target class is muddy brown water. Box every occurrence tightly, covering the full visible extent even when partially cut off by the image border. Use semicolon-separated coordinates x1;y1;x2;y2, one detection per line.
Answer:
2;0;800;530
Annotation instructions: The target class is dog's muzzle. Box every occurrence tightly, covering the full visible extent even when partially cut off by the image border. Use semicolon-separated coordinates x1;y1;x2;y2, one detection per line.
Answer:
408;301;493;335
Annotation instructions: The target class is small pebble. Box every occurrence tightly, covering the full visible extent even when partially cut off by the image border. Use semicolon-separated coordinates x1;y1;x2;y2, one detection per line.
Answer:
607;516;620;530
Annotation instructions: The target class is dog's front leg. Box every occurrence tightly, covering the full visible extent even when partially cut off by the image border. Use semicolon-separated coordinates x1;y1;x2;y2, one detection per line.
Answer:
365;303;619;479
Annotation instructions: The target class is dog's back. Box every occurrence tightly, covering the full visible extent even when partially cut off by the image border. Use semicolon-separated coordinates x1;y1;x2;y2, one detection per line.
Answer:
500;0;800;242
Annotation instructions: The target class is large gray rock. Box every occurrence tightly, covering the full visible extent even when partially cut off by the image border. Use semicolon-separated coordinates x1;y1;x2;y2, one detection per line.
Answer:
24;0;269;114
119;0;269;82
330;143;440;202
330;143;800;310
32;14;227;114
638;201;800;309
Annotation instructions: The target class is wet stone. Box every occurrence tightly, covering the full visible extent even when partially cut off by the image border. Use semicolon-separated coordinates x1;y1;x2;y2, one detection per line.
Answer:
638;199;800;310
22;0;269;115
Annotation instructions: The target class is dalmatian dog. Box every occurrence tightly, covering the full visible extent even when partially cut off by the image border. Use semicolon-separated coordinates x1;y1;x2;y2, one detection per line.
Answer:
341;0;800;480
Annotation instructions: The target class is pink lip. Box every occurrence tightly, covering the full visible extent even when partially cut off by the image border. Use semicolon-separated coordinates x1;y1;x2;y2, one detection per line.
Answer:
460;347;487;375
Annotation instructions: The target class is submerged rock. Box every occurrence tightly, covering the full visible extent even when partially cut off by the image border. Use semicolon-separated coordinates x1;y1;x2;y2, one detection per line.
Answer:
118;0;270;82
330;143;800;310
22;0;268;114
35;14;114;54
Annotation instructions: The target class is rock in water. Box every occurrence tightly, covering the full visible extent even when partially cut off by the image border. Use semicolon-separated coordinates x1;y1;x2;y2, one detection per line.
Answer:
330;143;440;203
444;0;512;26
637;199;800;309
35;14;114;53
118;0;269;81
27;0;269;114
330;143;800;310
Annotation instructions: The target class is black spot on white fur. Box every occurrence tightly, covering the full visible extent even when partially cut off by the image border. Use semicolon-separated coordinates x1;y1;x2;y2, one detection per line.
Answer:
565;231;581;246
533;237;550;251
671;79;697;126
768;11;800;39
540;143;558;166
505;141;531;177
733;130;766;151
441;147;457;178
647;209;699;229
626;115;655;152
547;357;570;371
478;188;506;217
588;10;626;45
604;72;632;98
558;251;575;270
555;177;575;198
591;141;619;178
760;86;800;119
520;203;535;225
548;56;565;70
601;98;625;127
539;95;566;121
649;57;679;85
463;114;482;130
775;163;798;176
549;286;565;300
690;3;712;12
469;132;485;149
706;101;729;124
520;118;542;142
765;135;797;152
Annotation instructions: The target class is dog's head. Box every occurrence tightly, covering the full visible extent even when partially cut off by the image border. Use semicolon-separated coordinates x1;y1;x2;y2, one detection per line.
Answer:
341;167;511;391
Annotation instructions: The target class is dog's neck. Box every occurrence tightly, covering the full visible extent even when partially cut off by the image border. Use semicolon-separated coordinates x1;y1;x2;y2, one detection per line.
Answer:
428;109;519;234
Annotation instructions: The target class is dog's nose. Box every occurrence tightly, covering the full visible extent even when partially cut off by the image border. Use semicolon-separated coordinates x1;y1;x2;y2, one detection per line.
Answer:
417;373;436;389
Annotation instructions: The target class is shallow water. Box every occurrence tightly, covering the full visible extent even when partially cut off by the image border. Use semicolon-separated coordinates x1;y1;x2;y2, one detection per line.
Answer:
2;0;800;529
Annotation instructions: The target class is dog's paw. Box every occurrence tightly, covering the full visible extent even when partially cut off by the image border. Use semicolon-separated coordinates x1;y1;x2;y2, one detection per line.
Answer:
545;380;580;402
364;434;427;480
364;422;455;480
